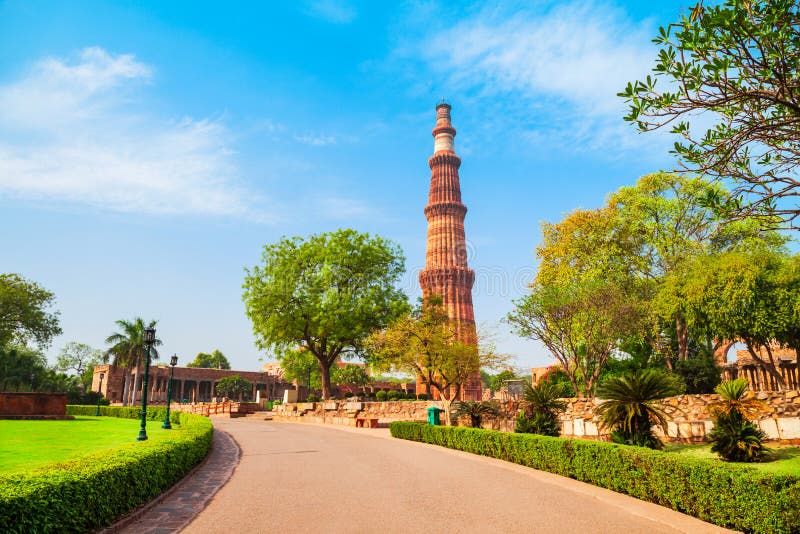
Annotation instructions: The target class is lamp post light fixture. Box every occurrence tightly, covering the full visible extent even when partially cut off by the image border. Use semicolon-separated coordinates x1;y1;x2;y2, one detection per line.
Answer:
95;372;105;416
163;354;178;429
137;326;157;442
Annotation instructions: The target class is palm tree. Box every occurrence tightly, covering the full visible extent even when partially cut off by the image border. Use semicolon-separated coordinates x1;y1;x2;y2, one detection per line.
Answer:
595;369;682;449
515;380;568;436
707;378;768;462
450;400;502;428
105;318;161;406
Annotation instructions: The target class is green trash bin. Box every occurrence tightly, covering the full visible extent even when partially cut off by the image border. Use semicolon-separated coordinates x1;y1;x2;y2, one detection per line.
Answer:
267;401;274;411
427;406;443;426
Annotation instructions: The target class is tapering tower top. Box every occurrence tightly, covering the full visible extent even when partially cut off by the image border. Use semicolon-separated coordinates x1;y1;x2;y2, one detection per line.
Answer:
433;101;456;153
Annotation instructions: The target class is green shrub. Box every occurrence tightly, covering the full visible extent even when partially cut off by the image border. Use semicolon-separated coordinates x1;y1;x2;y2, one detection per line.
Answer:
375;391;388;402
514;411;560;436
0;406;213;533
708;379;769;462
416;393;428;401
387;390;402;401
306;394;320;402
389;422;800;534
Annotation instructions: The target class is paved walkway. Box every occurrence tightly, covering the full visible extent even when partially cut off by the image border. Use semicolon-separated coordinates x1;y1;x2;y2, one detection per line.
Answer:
117;425;240;534
179;419;732;534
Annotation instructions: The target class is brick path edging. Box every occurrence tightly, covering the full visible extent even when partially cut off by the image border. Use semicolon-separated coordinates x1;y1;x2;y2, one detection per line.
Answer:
100;429;241;534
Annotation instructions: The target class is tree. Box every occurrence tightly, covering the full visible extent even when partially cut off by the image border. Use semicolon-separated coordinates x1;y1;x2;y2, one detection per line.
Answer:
243;229;408;399
683;248;799;388
368;298;509;425
0;274;62;349
707;378;768;462
331;364;371;393
104;318;161;406
0;345;48;391
451;401;502;428
595;369;683;449
279;348;322;390
488;369;517;393
620;0;800;230
55;342;103;391
187;349;231;370
215;374;253;400
515;380;567;437
508;279;641;398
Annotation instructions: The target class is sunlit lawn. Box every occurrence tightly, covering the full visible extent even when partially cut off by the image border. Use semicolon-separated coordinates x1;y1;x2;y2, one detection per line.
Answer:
665;443;800;476
0;416;177;474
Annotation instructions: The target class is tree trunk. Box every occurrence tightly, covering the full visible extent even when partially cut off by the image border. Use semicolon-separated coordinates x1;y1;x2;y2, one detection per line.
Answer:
746;343;786;390
676;314;689;361
319;360;332;400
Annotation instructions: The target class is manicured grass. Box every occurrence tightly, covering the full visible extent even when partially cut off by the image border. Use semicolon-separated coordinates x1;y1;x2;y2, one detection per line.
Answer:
0;416;177;473
665;443;800;476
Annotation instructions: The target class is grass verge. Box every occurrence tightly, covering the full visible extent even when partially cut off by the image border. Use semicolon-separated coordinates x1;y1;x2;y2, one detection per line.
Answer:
0;406;213;533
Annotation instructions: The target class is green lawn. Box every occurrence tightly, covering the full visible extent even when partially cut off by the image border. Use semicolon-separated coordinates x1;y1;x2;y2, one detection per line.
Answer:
665;443;800;476
0;416;178;474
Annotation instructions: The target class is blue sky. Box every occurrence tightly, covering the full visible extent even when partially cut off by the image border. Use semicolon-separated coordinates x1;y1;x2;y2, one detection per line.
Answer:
1;0;698;372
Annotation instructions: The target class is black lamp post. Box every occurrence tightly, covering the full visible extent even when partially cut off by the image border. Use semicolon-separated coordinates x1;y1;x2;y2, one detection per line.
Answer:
137;326;157;441
95;372;105;416
162;354;178;429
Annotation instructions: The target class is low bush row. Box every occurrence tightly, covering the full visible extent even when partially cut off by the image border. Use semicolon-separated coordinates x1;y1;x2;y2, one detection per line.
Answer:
0;406;213;533
66;404;181;422
389;422;800;534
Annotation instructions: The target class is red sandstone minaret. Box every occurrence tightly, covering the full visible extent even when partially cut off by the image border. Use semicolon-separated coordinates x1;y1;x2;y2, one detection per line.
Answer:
418;102;482;401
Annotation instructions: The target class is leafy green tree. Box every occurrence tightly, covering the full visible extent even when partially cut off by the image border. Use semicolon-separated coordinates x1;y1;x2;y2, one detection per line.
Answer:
215;374;253;400
331;364;371;393
0;274;62;349
620;0;800;230
368;298;508;425
243;229;408;399
187;349;231;370
707;379;769;462
451;401;502;428
55;342;103;391
673;351;722;394
488;369;517;393
279;348;321;390
595;369;683;449
683;249;799;388
0;345;48;391
508;279;641;398
104;318;161;406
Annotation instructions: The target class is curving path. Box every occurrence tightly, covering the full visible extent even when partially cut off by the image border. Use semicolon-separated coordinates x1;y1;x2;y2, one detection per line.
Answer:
178;419;731;534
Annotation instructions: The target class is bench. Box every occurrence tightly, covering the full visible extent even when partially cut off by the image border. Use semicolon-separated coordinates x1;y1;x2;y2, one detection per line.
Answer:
355;417;379;428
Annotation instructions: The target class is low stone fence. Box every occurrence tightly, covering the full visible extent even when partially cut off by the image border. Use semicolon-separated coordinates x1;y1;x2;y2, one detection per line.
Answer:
174;401;258;418
273;400;433;426
272;390;800;443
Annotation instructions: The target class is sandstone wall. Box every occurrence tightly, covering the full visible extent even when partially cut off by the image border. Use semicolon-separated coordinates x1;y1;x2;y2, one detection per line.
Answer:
0;392;68;418
272;391;800;443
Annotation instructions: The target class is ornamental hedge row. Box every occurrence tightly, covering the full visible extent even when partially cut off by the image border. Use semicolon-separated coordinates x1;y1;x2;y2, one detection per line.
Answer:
0;406;213;533
390;422;800;534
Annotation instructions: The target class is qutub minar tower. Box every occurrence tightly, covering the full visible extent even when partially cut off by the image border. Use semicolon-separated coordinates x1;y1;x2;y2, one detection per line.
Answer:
418;101;482;401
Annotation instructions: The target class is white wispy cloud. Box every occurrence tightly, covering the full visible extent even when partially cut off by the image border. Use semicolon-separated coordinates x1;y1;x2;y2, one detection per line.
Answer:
407;1;668;155
294;134;337;146
303;0;356;24
0;47;266;219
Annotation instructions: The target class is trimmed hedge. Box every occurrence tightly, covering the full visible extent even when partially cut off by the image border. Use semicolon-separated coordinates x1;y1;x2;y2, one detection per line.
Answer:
0;406;213;533
390;422;800;534
66;404;181;422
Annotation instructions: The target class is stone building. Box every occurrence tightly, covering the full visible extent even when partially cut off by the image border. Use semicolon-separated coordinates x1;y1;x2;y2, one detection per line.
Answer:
418;102;482;401
92;364;291;405
716;342;799;391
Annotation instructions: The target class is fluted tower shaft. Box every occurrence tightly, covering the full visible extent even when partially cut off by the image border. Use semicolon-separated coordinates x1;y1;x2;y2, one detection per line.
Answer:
418;102;481;401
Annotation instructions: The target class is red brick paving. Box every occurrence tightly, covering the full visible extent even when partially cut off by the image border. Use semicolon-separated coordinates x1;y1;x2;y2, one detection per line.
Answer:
110;428;240;534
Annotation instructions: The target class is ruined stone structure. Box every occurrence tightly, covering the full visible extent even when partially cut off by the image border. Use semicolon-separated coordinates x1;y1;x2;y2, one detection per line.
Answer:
715;341;799;391
418;102;481;401
92;364;291;405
